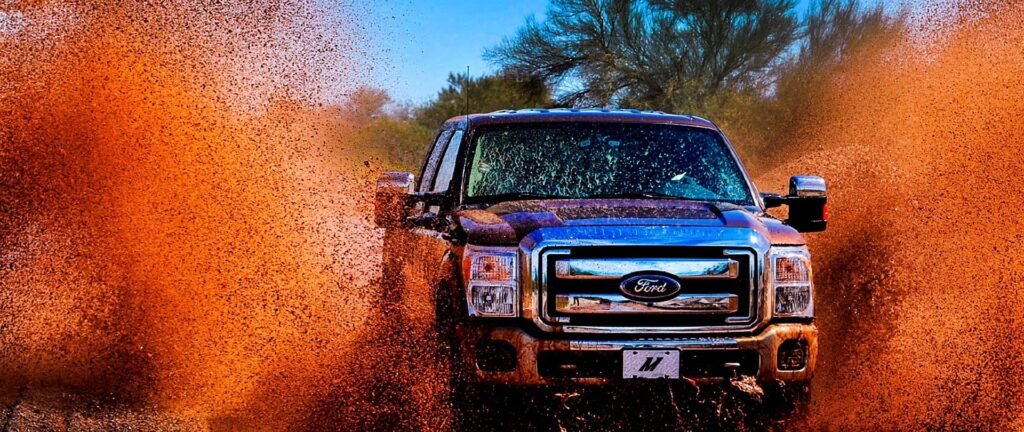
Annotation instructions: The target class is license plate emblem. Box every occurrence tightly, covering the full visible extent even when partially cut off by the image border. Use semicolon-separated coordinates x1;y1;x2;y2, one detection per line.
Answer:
623;350;680;379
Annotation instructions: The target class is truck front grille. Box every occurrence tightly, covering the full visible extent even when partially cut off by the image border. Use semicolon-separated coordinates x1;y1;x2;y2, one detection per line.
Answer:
539;246;758;330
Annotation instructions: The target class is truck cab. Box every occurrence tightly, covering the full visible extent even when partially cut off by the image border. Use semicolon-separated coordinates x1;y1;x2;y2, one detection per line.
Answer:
374;108;827;405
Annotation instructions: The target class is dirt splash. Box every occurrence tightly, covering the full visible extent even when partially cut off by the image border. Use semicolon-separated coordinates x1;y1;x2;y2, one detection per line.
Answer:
756;2;1024;429
0;1;388;428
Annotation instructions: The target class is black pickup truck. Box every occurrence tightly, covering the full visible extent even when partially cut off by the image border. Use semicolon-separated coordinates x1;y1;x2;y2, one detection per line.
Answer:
374;108;827;425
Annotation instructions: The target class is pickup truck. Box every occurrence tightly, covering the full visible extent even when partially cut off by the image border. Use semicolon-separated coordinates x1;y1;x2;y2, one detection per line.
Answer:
374;108;827;425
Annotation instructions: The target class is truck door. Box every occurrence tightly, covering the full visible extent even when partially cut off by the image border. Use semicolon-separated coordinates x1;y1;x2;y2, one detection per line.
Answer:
373;126;461;430
382;126;465;320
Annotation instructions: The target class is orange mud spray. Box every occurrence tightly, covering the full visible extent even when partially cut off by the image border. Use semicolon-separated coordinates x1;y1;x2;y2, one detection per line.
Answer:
756;2;1024;429
0;1;428;429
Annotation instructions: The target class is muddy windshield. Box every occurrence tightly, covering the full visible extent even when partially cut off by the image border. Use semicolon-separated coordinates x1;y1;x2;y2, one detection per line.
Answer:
464;123;754;205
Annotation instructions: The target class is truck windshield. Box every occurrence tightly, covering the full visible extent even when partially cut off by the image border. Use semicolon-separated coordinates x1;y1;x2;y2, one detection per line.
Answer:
464;123;754;205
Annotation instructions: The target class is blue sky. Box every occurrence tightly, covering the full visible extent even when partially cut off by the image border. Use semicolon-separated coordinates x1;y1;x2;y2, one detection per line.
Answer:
369;0;549;104
370;0;866;104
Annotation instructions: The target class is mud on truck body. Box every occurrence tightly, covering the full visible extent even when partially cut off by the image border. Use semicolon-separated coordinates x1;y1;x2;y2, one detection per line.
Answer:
374;108;827;422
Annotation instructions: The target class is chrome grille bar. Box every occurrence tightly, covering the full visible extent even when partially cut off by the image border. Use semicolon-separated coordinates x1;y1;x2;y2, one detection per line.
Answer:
555;293;739;315
554;258;738;280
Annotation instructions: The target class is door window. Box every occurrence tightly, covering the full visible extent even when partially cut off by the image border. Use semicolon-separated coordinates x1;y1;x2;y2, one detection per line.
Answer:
432;130;465;193
419;129;454;193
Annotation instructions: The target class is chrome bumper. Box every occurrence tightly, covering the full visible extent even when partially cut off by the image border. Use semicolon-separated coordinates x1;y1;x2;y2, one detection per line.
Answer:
460;323;817;386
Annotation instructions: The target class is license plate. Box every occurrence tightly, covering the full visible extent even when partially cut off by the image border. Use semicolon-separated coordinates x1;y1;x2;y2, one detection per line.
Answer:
622;349;680;379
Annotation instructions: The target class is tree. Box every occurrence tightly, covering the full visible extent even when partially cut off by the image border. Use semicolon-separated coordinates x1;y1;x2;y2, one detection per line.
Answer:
793;0;896;74
343;87;392;122
486;0;799;112
351;117;435;172
340;87;436;171
748;0;903;166
485;0;903;171
773;0;899;109
415;72;555;129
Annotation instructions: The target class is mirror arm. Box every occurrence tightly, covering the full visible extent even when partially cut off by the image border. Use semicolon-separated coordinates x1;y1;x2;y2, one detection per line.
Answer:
406;191;449;207
761;192;788;209
400;192;452;230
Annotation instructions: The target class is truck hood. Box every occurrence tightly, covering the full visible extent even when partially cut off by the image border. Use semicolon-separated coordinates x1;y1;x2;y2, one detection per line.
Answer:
455;199;803;246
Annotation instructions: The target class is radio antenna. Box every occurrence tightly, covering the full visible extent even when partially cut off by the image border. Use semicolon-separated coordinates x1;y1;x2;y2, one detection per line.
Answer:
464;65;470;117
464;65;472;130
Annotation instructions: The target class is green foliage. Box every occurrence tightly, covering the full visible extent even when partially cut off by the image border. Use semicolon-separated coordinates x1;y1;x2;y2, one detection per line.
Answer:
339;86;434;172
352;117;434;172
487;0;904;172
486;0;799;112
347;1;904;175
415;72;556;129
743;0;904;170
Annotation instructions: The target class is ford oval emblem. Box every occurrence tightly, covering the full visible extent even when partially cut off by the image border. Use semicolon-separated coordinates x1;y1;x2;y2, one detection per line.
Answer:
619;273;683;302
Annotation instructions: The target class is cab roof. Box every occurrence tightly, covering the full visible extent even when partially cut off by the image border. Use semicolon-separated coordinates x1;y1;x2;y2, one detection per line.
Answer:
443;108;719;130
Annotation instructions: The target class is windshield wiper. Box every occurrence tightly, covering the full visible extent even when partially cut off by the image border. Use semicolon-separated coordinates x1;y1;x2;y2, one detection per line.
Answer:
585;192;689;200
469;192;574;203
468;191;708;204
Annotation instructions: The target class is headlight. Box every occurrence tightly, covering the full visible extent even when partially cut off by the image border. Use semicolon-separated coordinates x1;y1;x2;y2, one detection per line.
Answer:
462;245;519;317
769;246;814;318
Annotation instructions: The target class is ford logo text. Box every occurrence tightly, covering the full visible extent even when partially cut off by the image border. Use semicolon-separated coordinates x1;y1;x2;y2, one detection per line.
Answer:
619;273;683;302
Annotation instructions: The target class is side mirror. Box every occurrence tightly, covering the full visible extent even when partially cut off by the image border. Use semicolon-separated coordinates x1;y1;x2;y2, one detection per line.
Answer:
375;172;414;228
762;175;828;232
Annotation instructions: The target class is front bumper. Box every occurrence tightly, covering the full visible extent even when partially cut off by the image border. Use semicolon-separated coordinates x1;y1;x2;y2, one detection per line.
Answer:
460;323;817;386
